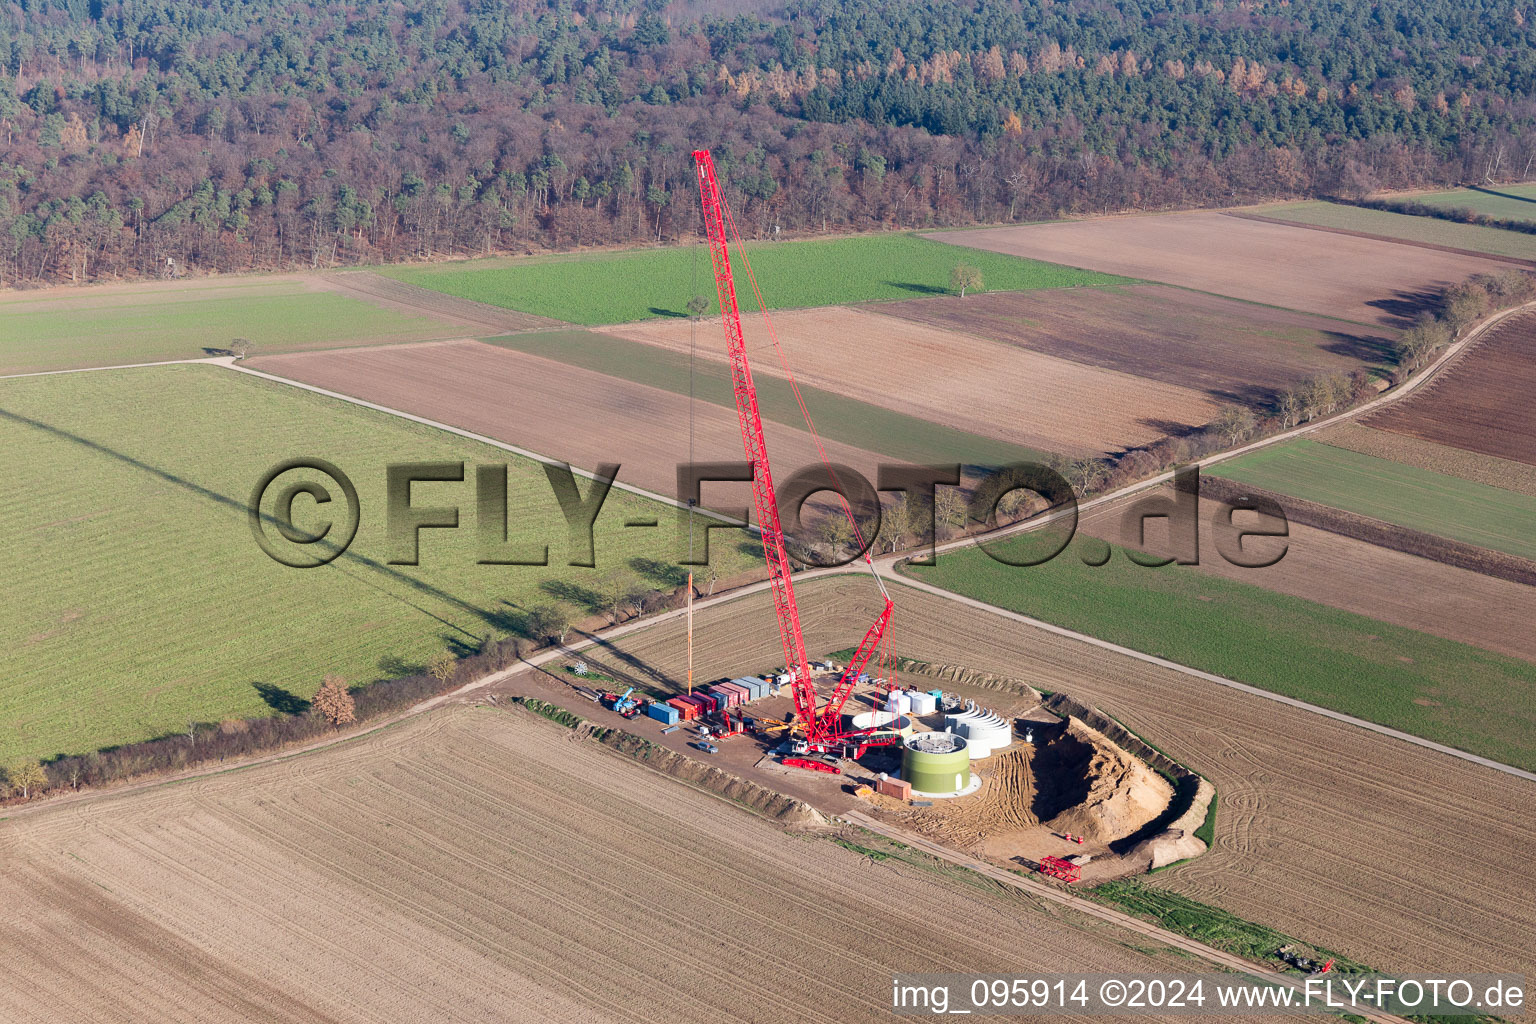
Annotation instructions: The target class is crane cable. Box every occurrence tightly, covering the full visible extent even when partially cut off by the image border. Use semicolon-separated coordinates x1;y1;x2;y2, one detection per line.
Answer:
718;197;890;604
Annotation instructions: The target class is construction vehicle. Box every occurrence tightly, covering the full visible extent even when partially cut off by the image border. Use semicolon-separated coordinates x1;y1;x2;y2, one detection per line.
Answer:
783;756;841;776
690;149;897;759
601;687;639;714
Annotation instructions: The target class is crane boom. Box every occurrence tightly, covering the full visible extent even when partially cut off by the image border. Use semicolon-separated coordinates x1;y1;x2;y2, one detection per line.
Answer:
691;149;896;752
692;150;818;731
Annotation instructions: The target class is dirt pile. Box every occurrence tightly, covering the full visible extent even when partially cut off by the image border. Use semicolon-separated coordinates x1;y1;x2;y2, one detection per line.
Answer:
592;727;827;827
1037;719;1173;843
1126;778;1216;870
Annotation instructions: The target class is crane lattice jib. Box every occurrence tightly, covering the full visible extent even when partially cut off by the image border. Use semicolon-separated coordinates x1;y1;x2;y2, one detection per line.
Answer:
816;595;893;736
692;150;819;734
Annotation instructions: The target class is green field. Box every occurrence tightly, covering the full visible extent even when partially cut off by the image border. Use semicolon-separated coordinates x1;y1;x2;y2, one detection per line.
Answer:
904;539;1536;770
1210;440;1536;561
0;282;459;375
1403;183;1536;225
0;364;755;763
382;233;1124;325
1257;200;1536;261
486;329;1046;466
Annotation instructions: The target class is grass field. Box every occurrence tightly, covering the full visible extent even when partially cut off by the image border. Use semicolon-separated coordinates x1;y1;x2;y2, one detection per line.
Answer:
1401;183;1536;224
381;233;1124;325
0;281;462;375
486;329;1046;466
1209;439;1536;561
0;364;754;763
903;538;1536;770
1256;200;1536;261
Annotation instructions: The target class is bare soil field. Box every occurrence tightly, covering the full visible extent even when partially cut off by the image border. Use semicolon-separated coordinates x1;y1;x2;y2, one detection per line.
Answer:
598;305;1221;458
0;706;1206;1024
1079;492;1536;663
1316;422;1536;499
249;339;884;501
880;285;1397;406
601;577;1536;974
932;213;1509;327
1366;309;1536;466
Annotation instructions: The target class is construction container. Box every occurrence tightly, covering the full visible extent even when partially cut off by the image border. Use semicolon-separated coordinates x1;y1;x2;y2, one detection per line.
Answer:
906;690;937;715
666;697;697;721
720;681;753;704
901;732;971;795
707;684;736;708
647;702;680;725
876;776;912;800
886;691;912;715
685;694;714;715
733;677;765;700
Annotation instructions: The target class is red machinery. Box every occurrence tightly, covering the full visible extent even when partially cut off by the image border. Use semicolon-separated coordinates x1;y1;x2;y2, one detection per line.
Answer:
1037;856;1081;883
692;149;895;757
782;757;842;776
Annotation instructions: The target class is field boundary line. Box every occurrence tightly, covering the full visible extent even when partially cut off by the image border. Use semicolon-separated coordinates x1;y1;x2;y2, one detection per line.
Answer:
842;811;1414;1024
1226;210;1536;269
884;572;1536;784
0;355;226;380
222;358;747;526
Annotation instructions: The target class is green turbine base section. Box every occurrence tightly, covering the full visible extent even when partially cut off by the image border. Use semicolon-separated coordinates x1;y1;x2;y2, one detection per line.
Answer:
903;741;971;794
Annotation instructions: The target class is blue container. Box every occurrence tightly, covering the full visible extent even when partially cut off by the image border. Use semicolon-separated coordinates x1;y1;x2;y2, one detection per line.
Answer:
732;676;763;701
647;702;679;725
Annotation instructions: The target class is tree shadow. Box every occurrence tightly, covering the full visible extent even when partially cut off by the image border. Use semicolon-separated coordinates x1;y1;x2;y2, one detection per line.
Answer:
1137;417;1204;438
1471;185;1536;206
1365;287;1446;328
628;556;689;589
883;281;947;295
253;682;310;715
377;654;426;679
647;306;688;318
1318;330;1399;363
202;346;234;357
540;578;605;613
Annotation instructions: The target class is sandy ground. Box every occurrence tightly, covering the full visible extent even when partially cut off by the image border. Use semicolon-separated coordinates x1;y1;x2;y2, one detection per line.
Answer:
877;284;1396;406
0;706;1219;1024
596;576;1536;975
248;339;886;504
1079;491;1536;663
931;213;1509;327
598;305;1220;458
1366;309;1536;466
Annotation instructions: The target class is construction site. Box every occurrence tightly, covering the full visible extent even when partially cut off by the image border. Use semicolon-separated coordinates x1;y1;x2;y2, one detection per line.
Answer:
548;150;1214;890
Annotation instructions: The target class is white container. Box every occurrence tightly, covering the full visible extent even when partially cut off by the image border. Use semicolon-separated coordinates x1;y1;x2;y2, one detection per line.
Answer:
907;690;937;716
886;691;912;715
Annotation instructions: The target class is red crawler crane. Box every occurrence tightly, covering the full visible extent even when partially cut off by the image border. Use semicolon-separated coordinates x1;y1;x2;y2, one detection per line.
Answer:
692;149;895;756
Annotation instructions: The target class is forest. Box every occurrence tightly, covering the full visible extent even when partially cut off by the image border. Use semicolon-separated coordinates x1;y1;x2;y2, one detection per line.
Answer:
2;0;1535;284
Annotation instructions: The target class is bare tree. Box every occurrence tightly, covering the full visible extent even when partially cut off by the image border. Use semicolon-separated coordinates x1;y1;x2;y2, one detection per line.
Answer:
526;603;571;646
934;487;968;539
428;651;457;683
949;263;983;298
1212;405;1257;445
7;760;48;800
685;294;710;318
230;338;253;360
312;675;356;728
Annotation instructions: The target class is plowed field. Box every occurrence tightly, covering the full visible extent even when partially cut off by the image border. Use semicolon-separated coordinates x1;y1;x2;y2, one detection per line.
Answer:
1366;309;1536;466
601;576;1536;975
249;339;884;500
931;213;1508;326
879;285;1397;406
599;306;1220;458
0;706;1207;1023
